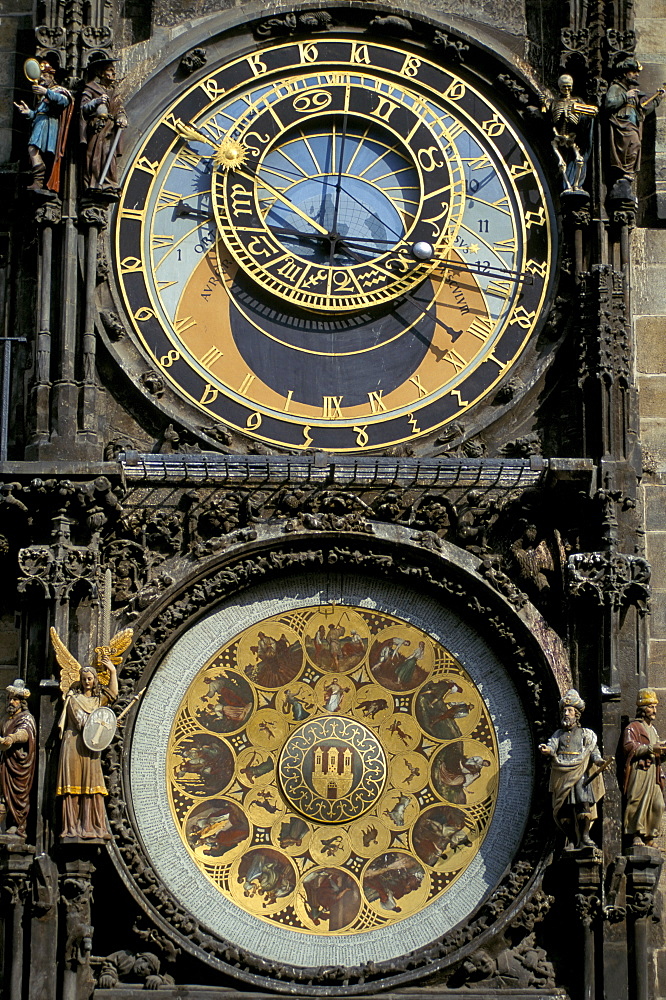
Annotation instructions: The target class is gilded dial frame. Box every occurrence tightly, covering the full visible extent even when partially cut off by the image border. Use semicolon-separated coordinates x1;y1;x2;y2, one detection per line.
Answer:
130;575;529;963
107;529;563;993
113;36;557;452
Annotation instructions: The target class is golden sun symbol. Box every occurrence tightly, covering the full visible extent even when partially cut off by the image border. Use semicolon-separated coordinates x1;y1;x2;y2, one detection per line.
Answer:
213;138;248;171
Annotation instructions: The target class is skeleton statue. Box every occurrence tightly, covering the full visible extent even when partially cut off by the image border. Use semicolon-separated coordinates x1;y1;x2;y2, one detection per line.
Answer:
543;75;598;192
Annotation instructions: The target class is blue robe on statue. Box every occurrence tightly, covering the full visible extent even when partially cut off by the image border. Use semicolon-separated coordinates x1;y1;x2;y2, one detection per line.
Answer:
25;87;70;153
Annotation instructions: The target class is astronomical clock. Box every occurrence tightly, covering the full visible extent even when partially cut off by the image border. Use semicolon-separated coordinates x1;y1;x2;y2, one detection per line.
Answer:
110;28;557;453
2;0;658;994
91;6;568;993
121;566;551;988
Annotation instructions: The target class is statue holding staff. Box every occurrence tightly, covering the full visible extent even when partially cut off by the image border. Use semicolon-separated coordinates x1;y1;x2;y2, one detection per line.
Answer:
80;58;128;192
0;679;36;838
539;689;609;849
622;689;666;847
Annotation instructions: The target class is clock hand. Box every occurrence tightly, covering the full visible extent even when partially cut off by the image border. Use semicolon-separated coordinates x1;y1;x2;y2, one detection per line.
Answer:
174;120;217;148
236;167;330;236
327;178;406;244
465;167;497;199
334;239;469;342
329;113;349;266
339;239;533;284
257;153;409;248
267;226;393;248
266;227;383;262
435;260;534;284
323;232;533;285
358;258;470;344
173;123;331;237
265;225;532;284
254;156;411;247
267;226;325;239
268;178;521;286
176;199;211;221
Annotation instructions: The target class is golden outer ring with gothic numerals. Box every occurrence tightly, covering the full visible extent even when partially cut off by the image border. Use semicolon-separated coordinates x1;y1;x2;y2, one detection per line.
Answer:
114;37;556;453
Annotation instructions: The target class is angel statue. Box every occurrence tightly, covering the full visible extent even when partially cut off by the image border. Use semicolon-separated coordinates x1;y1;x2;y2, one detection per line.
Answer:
50;626;132;840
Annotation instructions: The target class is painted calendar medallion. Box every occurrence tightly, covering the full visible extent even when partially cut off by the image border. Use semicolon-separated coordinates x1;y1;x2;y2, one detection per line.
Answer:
129;574;539;974
163;601;500;937
279;717;387;823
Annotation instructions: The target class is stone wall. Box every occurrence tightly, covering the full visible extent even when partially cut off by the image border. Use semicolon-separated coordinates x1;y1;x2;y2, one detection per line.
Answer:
633;1;666;989
0;4;33;167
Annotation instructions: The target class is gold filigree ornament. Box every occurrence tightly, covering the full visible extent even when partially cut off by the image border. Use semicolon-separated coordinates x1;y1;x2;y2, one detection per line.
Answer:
213;138;248;171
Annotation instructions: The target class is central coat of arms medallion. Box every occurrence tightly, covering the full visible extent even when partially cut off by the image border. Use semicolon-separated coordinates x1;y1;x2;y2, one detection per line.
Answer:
279;717;387;823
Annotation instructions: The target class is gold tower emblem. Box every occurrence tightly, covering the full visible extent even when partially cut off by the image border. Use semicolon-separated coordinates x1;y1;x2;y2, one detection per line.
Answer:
312;745;355;800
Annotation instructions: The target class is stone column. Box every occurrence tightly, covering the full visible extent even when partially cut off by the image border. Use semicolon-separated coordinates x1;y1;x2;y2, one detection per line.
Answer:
27;200;62;455
0;841;35;1000
625;845;663;1000
565;847;604;1000
60;859;95;1000
78;198;108;444
29;853;59;1000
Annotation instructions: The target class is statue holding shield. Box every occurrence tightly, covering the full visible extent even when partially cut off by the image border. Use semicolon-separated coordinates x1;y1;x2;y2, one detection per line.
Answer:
50;627;132;841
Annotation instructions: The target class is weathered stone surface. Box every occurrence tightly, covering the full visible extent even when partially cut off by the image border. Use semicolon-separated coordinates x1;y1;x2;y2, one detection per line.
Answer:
648;591;666;639
638;376;666;417
0;615;19;664
643;485;666;527
0;12;31;163
647;640;666;687
640;418;666;469
636;317;666;374
647;533;666;589
632;229;666;270
152;0;242;26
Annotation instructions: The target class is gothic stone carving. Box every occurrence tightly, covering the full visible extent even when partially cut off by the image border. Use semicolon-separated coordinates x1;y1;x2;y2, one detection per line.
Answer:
568;552;650;613
254;11;333;38
431;31;469;62
368;15;414;35
578;266;630;386
179;48;207;75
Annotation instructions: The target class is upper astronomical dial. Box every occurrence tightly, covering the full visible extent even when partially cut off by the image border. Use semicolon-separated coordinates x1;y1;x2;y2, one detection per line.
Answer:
212;74;465;312
114;37;556;452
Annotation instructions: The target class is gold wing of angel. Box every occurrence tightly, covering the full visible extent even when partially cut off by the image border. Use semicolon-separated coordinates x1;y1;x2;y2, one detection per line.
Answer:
49;626;82;696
